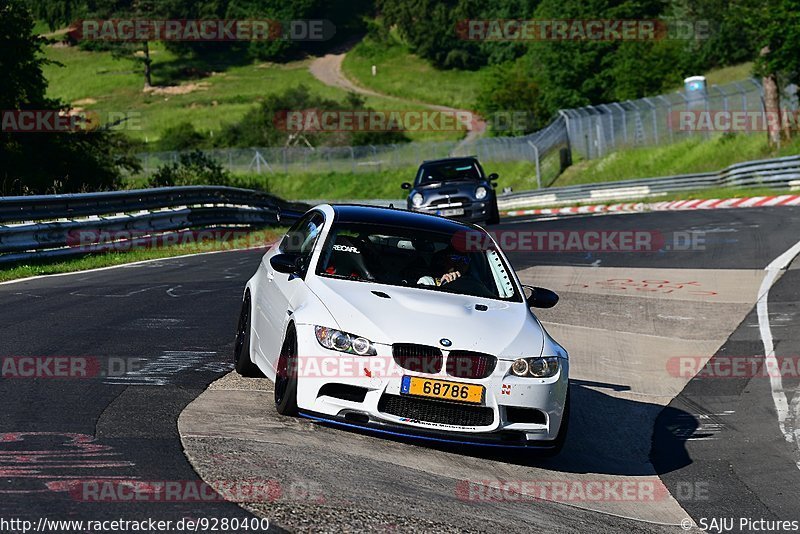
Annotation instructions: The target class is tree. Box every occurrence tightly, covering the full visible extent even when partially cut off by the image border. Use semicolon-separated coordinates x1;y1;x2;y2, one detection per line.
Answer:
738;0;800;145
27;0;86;32
81;0;161;88
476;58;547;136
0;0;139;194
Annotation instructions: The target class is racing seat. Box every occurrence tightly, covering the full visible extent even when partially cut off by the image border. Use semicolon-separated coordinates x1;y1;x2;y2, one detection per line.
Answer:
325;235;375;280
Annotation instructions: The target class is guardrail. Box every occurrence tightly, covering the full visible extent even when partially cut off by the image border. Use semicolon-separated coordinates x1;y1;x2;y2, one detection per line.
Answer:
0;186;308;264
496;154;800;210
300;155;800;212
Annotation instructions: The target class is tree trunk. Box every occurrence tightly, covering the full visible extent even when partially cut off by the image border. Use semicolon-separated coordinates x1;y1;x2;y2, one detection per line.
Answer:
760;46;782;147
142;41;152;89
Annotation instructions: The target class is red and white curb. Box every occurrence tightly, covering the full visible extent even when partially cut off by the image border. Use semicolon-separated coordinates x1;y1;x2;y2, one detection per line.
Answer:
502;194;800;218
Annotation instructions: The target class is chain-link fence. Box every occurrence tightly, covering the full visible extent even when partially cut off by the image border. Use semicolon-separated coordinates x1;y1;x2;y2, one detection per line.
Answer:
137;77;798;186
560;79;780;159
139;116;569;182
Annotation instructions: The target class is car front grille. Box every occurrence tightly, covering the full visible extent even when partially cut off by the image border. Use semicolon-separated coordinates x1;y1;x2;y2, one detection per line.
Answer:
429;196;472;207
445;351;497;379
392;343;443;374
379;394;494;427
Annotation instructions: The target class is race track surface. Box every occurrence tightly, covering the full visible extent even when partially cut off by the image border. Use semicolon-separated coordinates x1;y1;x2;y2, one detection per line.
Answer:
2;207;800;533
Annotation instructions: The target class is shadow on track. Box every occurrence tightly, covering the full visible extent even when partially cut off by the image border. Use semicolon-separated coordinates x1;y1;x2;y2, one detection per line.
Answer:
302;382;698;476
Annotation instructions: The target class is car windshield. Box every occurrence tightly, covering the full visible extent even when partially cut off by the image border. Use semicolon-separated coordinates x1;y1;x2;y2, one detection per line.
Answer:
315;222;520;302
418;160;482;184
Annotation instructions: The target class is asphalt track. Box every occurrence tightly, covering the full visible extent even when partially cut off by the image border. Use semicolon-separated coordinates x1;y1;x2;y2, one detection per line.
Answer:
1;207;800;533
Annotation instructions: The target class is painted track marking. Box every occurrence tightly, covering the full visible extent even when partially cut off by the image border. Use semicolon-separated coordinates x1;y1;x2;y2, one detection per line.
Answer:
757;238;800;463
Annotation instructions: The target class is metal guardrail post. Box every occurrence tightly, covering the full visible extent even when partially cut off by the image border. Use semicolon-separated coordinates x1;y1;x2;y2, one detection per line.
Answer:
527;141;542;189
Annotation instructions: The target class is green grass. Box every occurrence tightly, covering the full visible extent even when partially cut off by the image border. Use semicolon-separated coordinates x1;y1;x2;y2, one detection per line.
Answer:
553;133;800;188
125;160;542;200
704;62;755;86
42;43;460;144
0;227;284;283
342;37;487;111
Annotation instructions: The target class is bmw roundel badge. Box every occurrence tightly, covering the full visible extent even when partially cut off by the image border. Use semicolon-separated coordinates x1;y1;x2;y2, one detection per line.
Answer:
439;338;452;347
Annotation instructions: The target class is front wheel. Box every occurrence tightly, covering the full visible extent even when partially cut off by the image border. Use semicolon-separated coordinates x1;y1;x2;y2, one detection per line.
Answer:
486;199;500;225
274;327;298;416
234;294;264;378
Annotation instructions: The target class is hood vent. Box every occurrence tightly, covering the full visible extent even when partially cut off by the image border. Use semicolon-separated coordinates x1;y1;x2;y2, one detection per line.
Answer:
371;291;391;299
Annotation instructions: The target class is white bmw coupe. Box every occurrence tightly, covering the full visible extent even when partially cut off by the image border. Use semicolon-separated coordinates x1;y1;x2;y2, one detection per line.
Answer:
234;204;570;453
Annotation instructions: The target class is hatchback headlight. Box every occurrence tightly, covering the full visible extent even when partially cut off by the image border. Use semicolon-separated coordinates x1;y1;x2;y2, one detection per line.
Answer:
475;186;488;200
315;326;377;356
411;192;424;207
510;357;560;378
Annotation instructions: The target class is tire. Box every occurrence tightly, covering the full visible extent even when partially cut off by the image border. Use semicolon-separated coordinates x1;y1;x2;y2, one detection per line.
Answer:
486;199;500;225
274;326;298;416
539;388;570;457
234;294;264;378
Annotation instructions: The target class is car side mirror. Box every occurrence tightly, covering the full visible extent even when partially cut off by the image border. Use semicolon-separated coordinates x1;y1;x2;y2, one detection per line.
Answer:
401;182;412;190
270;253;301;275
523;285;559;308
488;173;499;181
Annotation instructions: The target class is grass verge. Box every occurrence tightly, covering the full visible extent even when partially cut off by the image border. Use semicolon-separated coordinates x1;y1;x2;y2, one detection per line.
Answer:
341;36;486;111
0;227;284;283
553;133;800;188
124;160;542;200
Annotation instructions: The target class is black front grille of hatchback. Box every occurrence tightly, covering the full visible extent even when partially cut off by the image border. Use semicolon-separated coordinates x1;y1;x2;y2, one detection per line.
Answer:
429;196;471;207
392;343;443;374
379;394;494;427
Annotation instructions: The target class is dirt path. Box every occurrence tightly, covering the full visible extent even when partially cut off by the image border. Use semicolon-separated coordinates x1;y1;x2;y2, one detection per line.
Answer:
309;51;486;143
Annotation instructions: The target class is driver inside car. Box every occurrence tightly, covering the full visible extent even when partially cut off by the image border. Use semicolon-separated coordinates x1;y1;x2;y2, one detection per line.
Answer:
417;249;470;286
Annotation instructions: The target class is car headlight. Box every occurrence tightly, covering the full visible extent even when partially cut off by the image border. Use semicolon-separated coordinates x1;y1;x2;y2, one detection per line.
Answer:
475;186;488;200
510;357;560;378
315;326;377;356
411;193;424;207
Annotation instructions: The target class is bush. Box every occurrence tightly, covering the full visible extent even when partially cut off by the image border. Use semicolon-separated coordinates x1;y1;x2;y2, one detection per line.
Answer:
148;151;230;187
215;85;409;149
158;122;207;151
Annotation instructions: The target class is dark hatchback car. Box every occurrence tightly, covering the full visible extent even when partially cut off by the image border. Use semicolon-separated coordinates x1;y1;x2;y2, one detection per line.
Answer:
402;156;500;225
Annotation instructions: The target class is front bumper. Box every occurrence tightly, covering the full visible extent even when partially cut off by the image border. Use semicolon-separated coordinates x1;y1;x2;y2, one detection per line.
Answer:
293;325;569;444
411;201;490;222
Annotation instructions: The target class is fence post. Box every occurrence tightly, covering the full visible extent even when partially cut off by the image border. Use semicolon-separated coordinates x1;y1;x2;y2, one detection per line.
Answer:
643;98;658;144
527;141;541;189
657;95;673;144
611;103;627;146
599;104;615;150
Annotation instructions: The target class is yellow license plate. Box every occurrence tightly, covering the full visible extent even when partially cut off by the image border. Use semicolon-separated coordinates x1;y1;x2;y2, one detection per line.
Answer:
400;376;484;404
